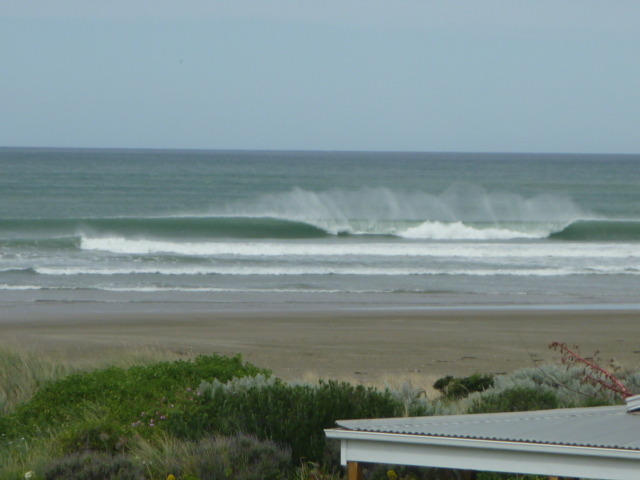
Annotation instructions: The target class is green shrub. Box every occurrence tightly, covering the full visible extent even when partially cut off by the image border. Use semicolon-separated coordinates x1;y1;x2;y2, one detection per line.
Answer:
470;364;624;409
197;434;291;480
477;474;547;480
1;354;266;440
167;375;402;464
58;416;130;454
296;460;343;480
387;382;435;417
468;386;559;414
433;373;494;400
366;463;427;480
42;452;145;480
133;433;290;480
432;376;454;393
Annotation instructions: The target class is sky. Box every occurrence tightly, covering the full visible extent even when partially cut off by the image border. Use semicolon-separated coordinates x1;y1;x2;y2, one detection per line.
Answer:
2;1;640;154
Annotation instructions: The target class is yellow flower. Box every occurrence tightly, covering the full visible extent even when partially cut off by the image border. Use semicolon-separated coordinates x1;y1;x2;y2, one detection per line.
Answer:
167;475;176;480
386;470;398;480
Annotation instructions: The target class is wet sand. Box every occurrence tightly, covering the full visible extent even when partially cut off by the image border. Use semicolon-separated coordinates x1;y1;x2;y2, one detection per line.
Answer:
1;307;639;381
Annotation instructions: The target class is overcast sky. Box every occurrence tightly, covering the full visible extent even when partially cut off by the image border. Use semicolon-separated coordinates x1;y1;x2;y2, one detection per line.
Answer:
2;1;639;153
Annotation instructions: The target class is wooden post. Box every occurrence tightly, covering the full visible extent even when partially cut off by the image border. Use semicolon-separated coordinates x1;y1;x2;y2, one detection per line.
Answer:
459;470;477;480
347;461;364;480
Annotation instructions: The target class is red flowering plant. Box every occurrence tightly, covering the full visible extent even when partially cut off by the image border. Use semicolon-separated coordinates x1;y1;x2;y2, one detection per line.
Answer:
549;341;634;399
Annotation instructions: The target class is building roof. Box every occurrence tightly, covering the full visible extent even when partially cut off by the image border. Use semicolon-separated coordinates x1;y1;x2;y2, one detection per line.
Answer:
325;396;640;480
336;404;640;451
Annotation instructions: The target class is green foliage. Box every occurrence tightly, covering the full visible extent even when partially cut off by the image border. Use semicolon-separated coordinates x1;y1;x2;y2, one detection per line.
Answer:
197;433;291;480
58;416;130;454
432;376;454;393
167;375;403;464
42;452;145;480
296;461;342;480
368;465;481;480
477;474;547;480
0;433;64;480
468;386;559;414
1;354;267;441
433;373;494;400
4;352;638;480
468;364;625;410
134;433;290;480
387;382;433;417
367;464;424;480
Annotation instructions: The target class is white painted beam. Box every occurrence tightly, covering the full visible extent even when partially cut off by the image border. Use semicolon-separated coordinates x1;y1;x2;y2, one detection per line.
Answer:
325;429;640;480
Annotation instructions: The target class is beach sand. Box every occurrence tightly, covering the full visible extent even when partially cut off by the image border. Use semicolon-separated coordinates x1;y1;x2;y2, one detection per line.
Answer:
1;308;639;383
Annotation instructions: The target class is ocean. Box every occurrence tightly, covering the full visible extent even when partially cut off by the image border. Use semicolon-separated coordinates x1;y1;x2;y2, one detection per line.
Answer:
1;148;639;315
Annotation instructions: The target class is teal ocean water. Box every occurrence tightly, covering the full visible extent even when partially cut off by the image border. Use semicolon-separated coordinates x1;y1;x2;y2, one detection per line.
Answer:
1;148;639;312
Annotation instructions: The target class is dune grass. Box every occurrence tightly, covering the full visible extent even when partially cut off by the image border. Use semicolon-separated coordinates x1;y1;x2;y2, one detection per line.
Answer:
0;347;76;415
298;370;442;399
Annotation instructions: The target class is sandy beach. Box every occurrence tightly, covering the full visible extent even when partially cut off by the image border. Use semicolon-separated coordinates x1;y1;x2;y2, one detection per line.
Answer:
2;307;639;382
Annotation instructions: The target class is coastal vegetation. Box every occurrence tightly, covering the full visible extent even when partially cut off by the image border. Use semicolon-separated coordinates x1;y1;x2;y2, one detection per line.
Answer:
1;347;637;480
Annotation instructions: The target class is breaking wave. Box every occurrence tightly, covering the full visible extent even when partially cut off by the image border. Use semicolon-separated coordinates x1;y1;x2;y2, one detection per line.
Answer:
3;217;639;248
0;186;596;241
549;220;640;241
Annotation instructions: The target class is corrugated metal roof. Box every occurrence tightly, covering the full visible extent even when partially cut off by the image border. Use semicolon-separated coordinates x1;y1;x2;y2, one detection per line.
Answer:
337;405;640;450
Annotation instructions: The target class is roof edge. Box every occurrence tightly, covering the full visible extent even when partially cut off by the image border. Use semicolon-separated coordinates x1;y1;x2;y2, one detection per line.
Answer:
626;394;640;412
324;428;640;457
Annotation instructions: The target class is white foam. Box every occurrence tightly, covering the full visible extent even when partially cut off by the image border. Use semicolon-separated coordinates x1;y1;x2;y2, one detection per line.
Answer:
98;286;345;294
0;284;42;290
398;221;538;240
80;236;640;259
33;265;640;277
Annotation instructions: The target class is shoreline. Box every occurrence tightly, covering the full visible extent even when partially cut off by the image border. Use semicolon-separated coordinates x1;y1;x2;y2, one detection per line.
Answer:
2;305;639;382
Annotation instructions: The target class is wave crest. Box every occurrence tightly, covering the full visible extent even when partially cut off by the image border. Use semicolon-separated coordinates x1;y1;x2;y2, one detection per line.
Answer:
550;220;640;241
398;221;538;240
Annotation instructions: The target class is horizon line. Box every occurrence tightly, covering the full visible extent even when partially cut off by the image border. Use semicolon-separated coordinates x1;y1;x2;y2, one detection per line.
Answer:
2;145;639;157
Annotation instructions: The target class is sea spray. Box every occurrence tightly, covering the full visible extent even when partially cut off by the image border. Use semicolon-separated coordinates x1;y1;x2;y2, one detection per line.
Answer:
221;185;590;228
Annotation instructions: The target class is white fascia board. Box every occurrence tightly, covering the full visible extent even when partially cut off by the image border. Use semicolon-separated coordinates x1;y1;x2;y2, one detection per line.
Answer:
325;429;640;480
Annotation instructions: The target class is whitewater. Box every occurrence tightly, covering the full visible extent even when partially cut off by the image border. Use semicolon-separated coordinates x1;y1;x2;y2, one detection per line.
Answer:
1;148;639;309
